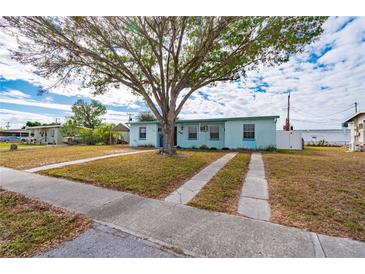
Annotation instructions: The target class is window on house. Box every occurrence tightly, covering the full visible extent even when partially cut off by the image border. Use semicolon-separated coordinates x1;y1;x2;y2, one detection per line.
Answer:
359;123;364;130
209;125;220;140
139;127;147;139
243;124;255;139
188;125;198;140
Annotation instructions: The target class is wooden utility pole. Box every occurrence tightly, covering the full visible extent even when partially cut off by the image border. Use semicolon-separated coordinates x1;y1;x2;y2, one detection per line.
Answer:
354;102;358;113
127;113;133;122
283;91;291;131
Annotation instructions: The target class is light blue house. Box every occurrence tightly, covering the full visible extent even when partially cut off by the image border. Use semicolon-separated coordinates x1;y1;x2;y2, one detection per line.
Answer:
128;115;279;150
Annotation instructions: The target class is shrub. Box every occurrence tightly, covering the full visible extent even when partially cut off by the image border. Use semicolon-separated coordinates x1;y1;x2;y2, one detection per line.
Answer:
222;147;230;150
264;145;277;152
210;147;217;150
199;144;209;150
138;144;155;147
93;123;115;145
79;128;97;145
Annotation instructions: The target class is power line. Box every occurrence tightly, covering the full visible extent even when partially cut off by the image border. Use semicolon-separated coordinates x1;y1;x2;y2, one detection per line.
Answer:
291;109;347;122
291;105;354;118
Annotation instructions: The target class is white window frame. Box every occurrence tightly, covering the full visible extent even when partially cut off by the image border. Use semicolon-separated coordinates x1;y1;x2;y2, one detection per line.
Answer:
209;125;220;140
243;124;255;140
139;127;147;140
188;125;198;140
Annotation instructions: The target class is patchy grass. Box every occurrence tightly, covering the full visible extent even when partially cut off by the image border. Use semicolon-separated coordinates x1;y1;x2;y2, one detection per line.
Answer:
0;144;130;170
0;188;90;257
0;142;42;151
263;146;365;241
41;151;224;199
189;153;251;213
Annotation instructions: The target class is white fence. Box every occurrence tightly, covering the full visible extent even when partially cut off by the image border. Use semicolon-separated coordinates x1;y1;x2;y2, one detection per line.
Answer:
276;130;303;150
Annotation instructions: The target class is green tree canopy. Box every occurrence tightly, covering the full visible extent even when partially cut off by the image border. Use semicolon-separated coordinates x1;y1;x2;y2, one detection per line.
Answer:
4;16;327;154
70;99;107;129
136;111;156;122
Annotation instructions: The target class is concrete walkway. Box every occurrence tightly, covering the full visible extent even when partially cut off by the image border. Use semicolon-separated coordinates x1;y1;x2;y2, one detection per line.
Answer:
25;150;153;173
38;223;177;258
1;167;364;258
238;153;271;221
165;152;237;204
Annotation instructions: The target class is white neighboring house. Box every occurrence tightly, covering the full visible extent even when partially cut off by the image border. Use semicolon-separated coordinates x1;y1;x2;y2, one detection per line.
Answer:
295;129;350;146
344;112;365;152
113;123;130;143
26;125;64;145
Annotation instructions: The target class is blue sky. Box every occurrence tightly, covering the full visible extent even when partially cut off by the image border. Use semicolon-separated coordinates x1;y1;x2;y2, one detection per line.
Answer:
0;16;364;129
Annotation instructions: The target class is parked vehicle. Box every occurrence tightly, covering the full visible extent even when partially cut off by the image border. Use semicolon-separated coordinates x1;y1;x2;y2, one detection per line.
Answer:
0;136;29;143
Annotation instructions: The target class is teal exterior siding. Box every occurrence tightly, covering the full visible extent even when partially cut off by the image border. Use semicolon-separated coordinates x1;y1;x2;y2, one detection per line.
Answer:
224;119;277;149
176;122;225;149
128;116;278;149
129;123;159;147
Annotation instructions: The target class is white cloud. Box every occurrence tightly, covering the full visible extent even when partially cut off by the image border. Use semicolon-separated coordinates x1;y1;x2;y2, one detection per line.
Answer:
179;17;365;129
0;109;60;129
0;17;364;130
1;89;31;98
0;90;134;127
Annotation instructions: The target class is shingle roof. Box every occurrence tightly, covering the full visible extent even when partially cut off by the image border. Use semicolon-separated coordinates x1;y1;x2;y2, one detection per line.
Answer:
113;123;130;132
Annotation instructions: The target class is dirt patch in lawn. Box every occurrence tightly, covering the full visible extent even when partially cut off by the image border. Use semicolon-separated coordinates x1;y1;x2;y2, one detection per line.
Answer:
263;147;365;242
0;144;130;170
0;188;91;257
40;150;224;199
189;153;251;214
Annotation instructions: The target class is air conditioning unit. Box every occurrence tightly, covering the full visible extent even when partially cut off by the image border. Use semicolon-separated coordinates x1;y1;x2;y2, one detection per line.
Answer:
200;125;208;132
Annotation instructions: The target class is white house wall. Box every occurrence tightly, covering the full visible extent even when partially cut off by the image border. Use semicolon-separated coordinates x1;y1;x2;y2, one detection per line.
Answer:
129;123;158;147
224;119;277;149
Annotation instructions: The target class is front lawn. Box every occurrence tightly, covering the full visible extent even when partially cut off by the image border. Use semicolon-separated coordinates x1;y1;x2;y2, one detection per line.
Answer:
41;150;224;198
189;153;251;213
0;188;90;257
263;147;365;241
0;144;130;170
0;142;42;151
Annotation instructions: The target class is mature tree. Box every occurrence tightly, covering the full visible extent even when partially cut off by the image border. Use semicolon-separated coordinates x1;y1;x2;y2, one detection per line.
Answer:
23;121;59;128
60;119;80;143
94;123;116;145
3;16;326;154
136;111;156;122
70;99;107;129
25;121;43;127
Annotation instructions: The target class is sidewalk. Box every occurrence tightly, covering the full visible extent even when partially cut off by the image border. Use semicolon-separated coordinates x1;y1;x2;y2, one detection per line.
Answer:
238;153;271;220
38;223;177;258
24;149;153;173
1;167;364;258
165;152;237;204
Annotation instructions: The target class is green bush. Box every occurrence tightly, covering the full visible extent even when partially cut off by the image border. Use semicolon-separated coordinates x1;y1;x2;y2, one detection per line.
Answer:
93;123;115;145
199;145;209;150
79;128;97;145
79;123;116;145
264;145;277;152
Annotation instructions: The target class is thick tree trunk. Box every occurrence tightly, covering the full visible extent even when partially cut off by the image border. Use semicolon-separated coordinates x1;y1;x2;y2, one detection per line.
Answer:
161;118;176;155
